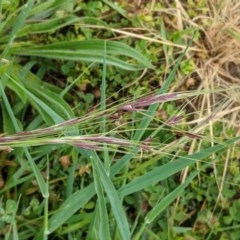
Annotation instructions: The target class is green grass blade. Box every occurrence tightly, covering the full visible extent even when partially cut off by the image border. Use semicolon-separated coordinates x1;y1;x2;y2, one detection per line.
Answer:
66;150;78;198
23;149;47;197
102;0;127;18
19;15;80;35
12;40;154;70
110;149;138;178
2;0;35;58
6;75;27;103
134;164;210;238
118;136;240;197
1;100;18;134
29;0;68;16
0;174;33;194
43;157;50;239
145;163;210;224
6;73;66;124
91;152;131;240
0;83;47;195
86;205;103;240
92;158;111;240
100;40;110;173
13;63;74;119
48;184;95;233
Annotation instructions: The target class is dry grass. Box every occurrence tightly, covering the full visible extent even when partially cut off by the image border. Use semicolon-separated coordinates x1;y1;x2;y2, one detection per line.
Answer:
178;1;240;217
135;0;240;222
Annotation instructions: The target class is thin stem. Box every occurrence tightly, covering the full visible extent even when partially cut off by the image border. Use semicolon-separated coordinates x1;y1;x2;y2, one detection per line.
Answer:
43;156;50;239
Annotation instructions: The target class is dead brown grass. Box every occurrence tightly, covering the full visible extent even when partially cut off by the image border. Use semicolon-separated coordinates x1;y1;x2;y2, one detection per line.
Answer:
154;0;240;220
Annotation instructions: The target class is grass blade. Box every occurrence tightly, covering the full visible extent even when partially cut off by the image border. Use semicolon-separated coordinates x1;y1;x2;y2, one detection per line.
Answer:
6;73;66;124
118;136;240;197
2;0;35;58
91;159;111;240
0;83;47;195
19;15;80;35
48;184;95;233
91;152;131;240
100;40;110;173
12;40;154;70
145;163;210;224
133;164;209;239
102;0;127;18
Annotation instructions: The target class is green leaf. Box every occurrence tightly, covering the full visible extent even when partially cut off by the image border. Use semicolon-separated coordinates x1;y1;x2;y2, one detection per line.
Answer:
118;136;240;197
6;64;75;124
12;40;154;71
145;163;209;224
102;0;127;18
19;15;80;35
6;75;64;124
91;161;111;240
2;0;35;58
91;152;131;240
0;83;47;195
6;74;27;104
48;184;95;233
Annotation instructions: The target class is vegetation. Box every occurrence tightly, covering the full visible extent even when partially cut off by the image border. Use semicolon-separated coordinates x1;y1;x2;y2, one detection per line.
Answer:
0;0;240;239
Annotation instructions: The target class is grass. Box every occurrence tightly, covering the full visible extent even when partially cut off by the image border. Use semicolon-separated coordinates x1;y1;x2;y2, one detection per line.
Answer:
0;1;240;239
